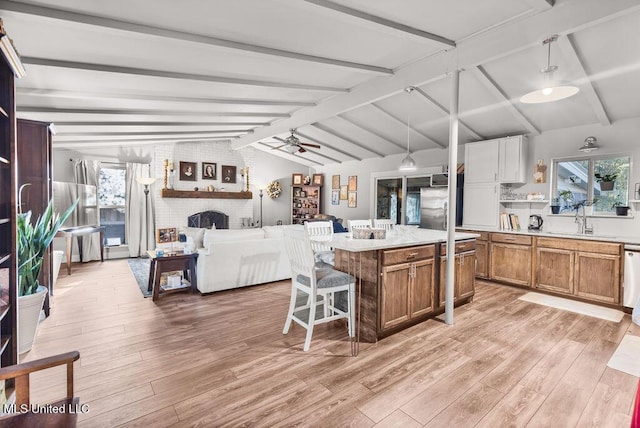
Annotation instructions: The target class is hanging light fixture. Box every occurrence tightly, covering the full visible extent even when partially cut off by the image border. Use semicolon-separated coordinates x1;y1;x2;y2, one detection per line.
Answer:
520;35;579;104
578;136;600;153
399;86;417;171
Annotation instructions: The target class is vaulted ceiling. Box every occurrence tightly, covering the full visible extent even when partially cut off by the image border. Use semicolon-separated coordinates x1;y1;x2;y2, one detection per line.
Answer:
2;0;639;166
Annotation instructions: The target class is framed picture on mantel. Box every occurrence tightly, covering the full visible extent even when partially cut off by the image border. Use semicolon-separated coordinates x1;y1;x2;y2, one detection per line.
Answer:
179;162;196;181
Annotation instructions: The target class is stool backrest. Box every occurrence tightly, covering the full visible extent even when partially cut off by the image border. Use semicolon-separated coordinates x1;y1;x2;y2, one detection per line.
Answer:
304;221;333;254
373;219;394;230
347;219;372;230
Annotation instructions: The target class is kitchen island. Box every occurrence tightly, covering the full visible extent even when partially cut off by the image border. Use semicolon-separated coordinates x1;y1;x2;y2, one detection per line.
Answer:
325;228;478;343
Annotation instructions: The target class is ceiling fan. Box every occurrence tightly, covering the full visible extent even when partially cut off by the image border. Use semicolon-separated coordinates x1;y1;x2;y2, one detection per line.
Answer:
272;129;320;154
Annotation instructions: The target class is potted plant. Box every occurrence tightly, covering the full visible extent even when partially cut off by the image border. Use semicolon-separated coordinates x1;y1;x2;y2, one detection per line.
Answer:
550;197;561;214
558;190;574;212
594;161;623;191
17;199;77;354
612;202;630;216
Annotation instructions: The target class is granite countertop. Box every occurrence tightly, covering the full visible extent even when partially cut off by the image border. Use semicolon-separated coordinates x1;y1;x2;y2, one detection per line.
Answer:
457;227;640;246
323;228;479;252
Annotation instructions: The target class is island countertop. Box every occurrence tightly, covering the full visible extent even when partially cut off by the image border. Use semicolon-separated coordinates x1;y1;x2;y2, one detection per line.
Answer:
322;228;478;252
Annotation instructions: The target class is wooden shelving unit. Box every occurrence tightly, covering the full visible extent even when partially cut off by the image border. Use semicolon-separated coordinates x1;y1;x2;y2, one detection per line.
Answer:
0;25;25;376
291;185;321;224
161;189;252;199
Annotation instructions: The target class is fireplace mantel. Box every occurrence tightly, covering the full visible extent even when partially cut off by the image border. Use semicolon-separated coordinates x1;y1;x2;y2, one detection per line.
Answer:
161;189;252;199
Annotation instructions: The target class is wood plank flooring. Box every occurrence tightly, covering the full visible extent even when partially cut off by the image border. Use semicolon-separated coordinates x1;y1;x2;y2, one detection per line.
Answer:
22;259;639;427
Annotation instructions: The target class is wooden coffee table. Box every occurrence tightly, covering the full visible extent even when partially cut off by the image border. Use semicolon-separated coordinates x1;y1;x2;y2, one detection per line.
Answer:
146;251;199;302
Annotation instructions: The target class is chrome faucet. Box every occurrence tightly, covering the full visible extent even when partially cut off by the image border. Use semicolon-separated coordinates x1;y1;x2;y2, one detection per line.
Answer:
575;202;593;234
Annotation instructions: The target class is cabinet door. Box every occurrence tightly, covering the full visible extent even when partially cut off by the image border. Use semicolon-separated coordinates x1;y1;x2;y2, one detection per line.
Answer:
498;136;526;183
475;240;489;278
464;139;499;183
536;248;574;294
439;255;459;307
574;252;620;304
381;263;410;330
410;259;435;318
462;183;499;229
490;243;532;286
458;252;476;300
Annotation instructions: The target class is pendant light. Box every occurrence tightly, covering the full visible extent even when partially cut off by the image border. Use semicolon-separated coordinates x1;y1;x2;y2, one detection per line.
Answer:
399;86;417;171
578;136;600;153
520;35;579;104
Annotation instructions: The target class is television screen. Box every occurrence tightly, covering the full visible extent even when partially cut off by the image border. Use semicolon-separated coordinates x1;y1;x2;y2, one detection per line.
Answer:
52;181;98;228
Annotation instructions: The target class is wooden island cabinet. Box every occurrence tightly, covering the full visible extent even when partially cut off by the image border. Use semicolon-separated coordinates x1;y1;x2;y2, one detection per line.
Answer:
331;230;478;343
438;240;476;306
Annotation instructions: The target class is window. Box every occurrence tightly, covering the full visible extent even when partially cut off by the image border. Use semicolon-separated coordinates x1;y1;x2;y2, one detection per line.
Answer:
553;155;630;215
98;165;127;244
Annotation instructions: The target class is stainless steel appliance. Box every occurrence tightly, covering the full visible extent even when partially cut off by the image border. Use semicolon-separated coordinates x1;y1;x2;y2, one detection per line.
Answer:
419;187;448;230
624;244;640;308
528;215;544;230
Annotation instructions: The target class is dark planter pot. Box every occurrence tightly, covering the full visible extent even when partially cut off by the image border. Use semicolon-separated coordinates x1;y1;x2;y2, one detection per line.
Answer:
550;205;560;214
615;206;630;216
600;181;615;191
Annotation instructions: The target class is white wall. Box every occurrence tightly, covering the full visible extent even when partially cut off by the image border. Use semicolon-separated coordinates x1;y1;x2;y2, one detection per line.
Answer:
312;116;640;237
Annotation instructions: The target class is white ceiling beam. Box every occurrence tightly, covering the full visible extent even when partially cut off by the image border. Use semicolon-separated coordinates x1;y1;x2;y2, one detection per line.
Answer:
18;106;290;118
54;135;238;143
336;114;406;151
412;87;484;140
310;123;386;157
233;0;638;149
556;35;610;126
22;57;347;93
302;0;455;47
53;136;235;147
0;0;392;75
17;88;316;107
469;66;540;136
257;142;323;166
56;130;252;137
369;104;446;149
53;121;270;127
270;137;343;164
294;131;362;161
522;0;555;12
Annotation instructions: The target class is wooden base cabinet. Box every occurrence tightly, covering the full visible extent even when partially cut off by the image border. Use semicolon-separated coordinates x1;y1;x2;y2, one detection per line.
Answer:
535;237;622;304
380;246;435;333
438;252;475;306
489;233;532;287
473;232;489;279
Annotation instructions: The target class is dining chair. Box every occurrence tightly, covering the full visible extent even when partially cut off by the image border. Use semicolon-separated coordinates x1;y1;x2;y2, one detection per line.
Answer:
304;220;334;266
283;228;355;352
373;219;394;230
347;219;372;230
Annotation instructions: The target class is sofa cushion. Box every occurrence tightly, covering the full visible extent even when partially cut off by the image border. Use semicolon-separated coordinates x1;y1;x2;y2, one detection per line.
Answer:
263;224;303;239
203;228;266;248
180;227;208;249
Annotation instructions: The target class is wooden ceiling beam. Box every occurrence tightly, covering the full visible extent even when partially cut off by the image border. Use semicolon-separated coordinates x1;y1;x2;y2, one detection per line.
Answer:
335;115;405;151
303;0;455;47
469;66;540;135
0;0;392;75
369;103;446;149
18;106;290;118
412;87;484;140
294;131;362;161
16;88;316;107
52;121;270;127
22;57;347;92
556;34;610;126
310;123;385;157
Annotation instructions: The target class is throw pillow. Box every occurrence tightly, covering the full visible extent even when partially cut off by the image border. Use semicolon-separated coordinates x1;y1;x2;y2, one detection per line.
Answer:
180;227;208;249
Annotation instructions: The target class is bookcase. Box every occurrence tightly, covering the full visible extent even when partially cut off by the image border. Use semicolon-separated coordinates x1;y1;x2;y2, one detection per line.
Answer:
291;185;321;224
0;23;26;377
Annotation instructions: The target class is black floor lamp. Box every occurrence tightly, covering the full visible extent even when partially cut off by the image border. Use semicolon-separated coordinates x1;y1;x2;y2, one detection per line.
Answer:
136;168;156;250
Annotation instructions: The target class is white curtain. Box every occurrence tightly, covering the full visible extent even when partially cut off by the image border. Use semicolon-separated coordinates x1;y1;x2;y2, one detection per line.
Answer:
126;163;156;257
75;160;102;261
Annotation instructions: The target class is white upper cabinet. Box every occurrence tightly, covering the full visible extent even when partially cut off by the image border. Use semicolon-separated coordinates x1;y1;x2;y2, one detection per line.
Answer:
464;139;499;183
465;135;527;184
498;136;527;183
462;182;500;229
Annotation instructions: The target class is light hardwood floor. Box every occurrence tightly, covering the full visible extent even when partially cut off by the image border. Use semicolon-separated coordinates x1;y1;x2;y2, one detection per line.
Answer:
23;259;639;427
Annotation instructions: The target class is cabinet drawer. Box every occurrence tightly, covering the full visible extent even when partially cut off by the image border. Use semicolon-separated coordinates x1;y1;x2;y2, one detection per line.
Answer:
491;233;532;245
440;240;476;256
382;245;435;266
536;237;621;255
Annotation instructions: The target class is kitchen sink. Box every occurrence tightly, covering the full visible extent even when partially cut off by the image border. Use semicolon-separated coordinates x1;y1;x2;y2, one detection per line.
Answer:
545;231;617;239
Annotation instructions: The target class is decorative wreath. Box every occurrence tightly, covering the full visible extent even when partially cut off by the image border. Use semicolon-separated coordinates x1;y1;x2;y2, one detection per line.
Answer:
266;181;282;199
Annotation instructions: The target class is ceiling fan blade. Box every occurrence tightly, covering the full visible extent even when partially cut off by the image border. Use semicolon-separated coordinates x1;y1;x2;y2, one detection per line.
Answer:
299;142;321;149
298;146;307;153
271;144;287;150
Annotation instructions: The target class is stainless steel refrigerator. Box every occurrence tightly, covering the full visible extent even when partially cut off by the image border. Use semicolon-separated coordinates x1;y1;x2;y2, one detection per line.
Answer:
419;176;464;230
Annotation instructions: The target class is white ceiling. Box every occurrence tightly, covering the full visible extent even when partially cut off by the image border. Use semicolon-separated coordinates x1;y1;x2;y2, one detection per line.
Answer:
2;0;639;166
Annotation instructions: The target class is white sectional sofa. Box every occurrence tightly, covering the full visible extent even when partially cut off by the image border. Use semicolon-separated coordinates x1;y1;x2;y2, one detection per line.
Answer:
193;225;301;294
